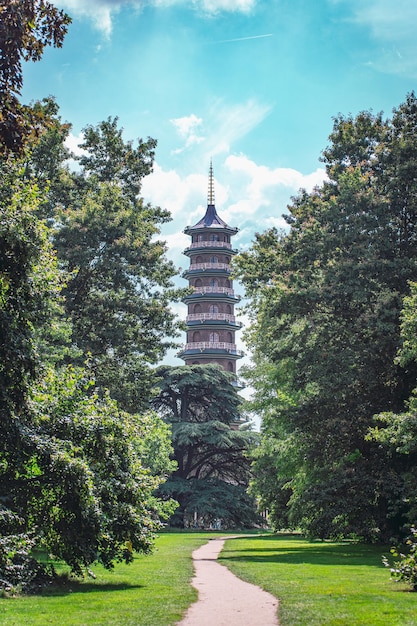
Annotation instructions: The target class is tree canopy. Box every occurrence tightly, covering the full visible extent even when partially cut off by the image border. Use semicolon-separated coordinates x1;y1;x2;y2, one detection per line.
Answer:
152;365;260;529
49;116;185;412
234;93;417;541
0;0;71;155
0;3;184;588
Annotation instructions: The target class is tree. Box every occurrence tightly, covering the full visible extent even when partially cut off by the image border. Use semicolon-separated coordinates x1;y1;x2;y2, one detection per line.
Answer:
234;94;417;540
152;364;260;528
367;281;417;529
0;0;71;155
0;7;181;590
49;117;186;412
0;160;60;457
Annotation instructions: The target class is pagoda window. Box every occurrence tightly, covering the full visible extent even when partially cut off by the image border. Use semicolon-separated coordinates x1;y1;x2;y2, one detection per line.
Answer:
194;278;202;287
210;234;220;241
209;332;219;342
210;279;219;287
196;256;203;263
227;362;234;371
227;332;233;343
194;303;202;313
209;304;219;314
226;304;232;314
197;234;204;242
210;256;218;263
193;331;201;342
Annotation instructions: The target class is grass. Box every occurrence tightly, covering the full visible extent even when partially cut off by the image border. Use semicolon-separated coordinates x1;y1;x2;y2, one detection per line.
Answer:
219;533;417;626
2;531;417;625
1;532;219;626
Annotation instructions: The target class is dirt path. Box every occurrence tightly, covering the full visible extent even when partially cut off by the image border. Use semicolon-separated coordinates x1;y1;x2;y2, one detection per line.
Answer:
177;537;279;626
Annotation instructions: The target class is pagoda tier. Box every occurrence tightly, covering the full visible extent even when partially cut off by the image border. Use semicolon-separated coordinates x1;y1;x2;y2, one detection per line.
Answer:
178;163;243;374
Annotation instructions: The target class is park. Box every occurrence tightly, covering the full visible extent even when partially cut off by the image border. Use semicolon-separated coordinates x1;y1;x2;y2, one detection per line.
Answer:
1;2;417;624
2;532;417;625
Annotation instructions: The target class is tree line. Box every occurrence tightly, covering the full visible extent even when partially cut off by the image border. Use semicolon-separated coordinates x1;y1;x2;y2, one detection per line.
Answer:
0;1;257;593
235;94;417;542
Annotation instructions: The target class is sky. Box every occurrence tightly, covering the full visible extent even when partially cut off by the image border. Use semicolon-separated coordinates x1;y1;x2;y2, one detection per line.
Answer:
20;0;417;385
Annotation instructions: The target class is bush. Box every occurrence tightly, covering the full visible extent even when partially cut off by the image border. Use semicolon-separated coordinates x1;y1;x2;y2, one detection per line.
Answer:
0;524;55;595
383;526;417;591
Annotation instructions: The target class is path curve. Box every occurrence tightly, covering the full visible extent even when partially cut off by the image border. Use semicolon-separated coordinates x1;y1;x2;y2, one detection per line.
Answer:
177;537;279;626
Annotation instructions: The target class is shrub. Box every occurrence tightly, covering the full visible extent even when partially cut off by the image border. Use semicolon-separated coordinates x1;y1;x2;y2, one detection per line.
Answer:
383;526;417;591
0;528;55;595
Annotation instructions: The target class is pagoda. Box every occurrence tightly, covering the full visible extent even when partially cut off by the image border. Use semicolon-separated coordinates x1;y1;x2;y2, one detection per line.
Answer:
177;163;243;373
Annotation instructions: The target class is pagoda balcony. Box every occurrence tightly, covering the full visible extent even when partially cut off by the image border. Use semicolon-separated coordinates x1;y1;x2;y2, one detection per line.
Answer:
178;341;244;355
183;286;241;302
186;313;242;326
193;286;234;295
184;241;237;252
185;262;231;273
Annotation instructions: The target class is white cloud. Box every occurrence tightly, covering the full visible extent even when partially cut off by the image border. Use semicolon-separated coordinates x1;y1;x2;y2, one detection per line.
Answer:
198;0;255;13
142;155;327;268
221;154;327;228
332;0;417;77
170;100;272;157
64;131;87;157
170;114;205;152
56;0;128;36
142;163;208;220
57;0;256;36
343;0;417;41
208;99;273;156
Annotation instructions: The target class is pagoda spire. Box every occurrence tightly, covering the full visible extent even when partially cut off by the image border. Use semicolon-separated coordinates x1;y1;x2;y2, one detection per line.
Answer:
207;159;215;206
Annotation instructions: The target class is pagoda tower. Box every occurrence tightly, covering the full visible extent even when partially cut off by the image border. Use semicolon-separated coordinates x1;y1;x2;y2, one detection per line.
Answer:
178;163;243;373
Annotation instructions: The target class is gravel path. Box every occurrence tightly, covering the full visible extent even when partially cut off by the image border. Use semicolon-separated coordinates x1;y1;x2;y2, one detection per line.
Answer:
177;537;279;626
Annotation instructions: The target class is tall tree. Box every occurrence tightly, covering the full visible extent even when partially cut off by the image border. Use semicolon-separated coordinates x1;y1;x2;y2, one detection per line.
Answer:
234;94;417;541
0;5;181;590
51;117;186;412
0;161;178;590
152;364;260;528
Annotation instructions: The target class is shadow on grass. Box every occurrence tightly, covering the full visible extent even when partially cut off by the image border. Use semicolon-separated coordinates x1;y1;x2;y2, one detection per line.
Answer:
220;534;386;568
41;580;144;597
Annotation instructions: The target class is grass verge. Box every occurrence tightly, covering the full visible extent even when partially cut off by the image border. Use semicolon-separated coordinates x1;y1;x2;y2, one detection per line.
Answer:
219;533;417;626
1;532;217;626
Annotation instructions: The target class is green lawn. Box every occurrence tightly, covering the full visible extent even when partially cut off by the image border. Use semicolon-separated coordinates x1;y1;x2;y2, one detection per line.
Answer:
2;532;417;625
220;534;417;626
1;532;217;626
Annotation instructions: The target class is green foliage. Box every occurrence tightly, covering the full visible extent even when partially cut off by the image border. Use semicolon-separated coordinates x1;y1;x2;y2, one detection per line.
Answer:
0;160;61;440
234;93;417;540
50;117;186;412
0;4;185;592
152;365;261;528
1;364;177;583
0;0;71;155
0;110;181;587
0;508;56;595
383;527;417;591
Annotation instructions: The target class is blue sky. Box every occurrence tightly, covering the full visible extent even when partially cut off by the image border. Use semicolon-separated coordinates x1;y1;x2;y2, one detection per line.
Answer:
21;0;417;377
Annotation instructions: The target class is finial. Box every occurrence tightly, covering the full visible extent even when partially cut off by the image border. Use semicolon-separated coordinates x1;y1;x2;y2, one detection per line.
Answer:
208;159;215;206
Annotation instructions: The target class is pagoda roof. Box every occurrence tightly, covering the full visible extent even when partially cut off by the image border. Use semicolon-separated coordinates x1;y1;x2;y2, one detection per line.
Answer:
184;204;238;234
189;204;229;229
184;161;238;235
